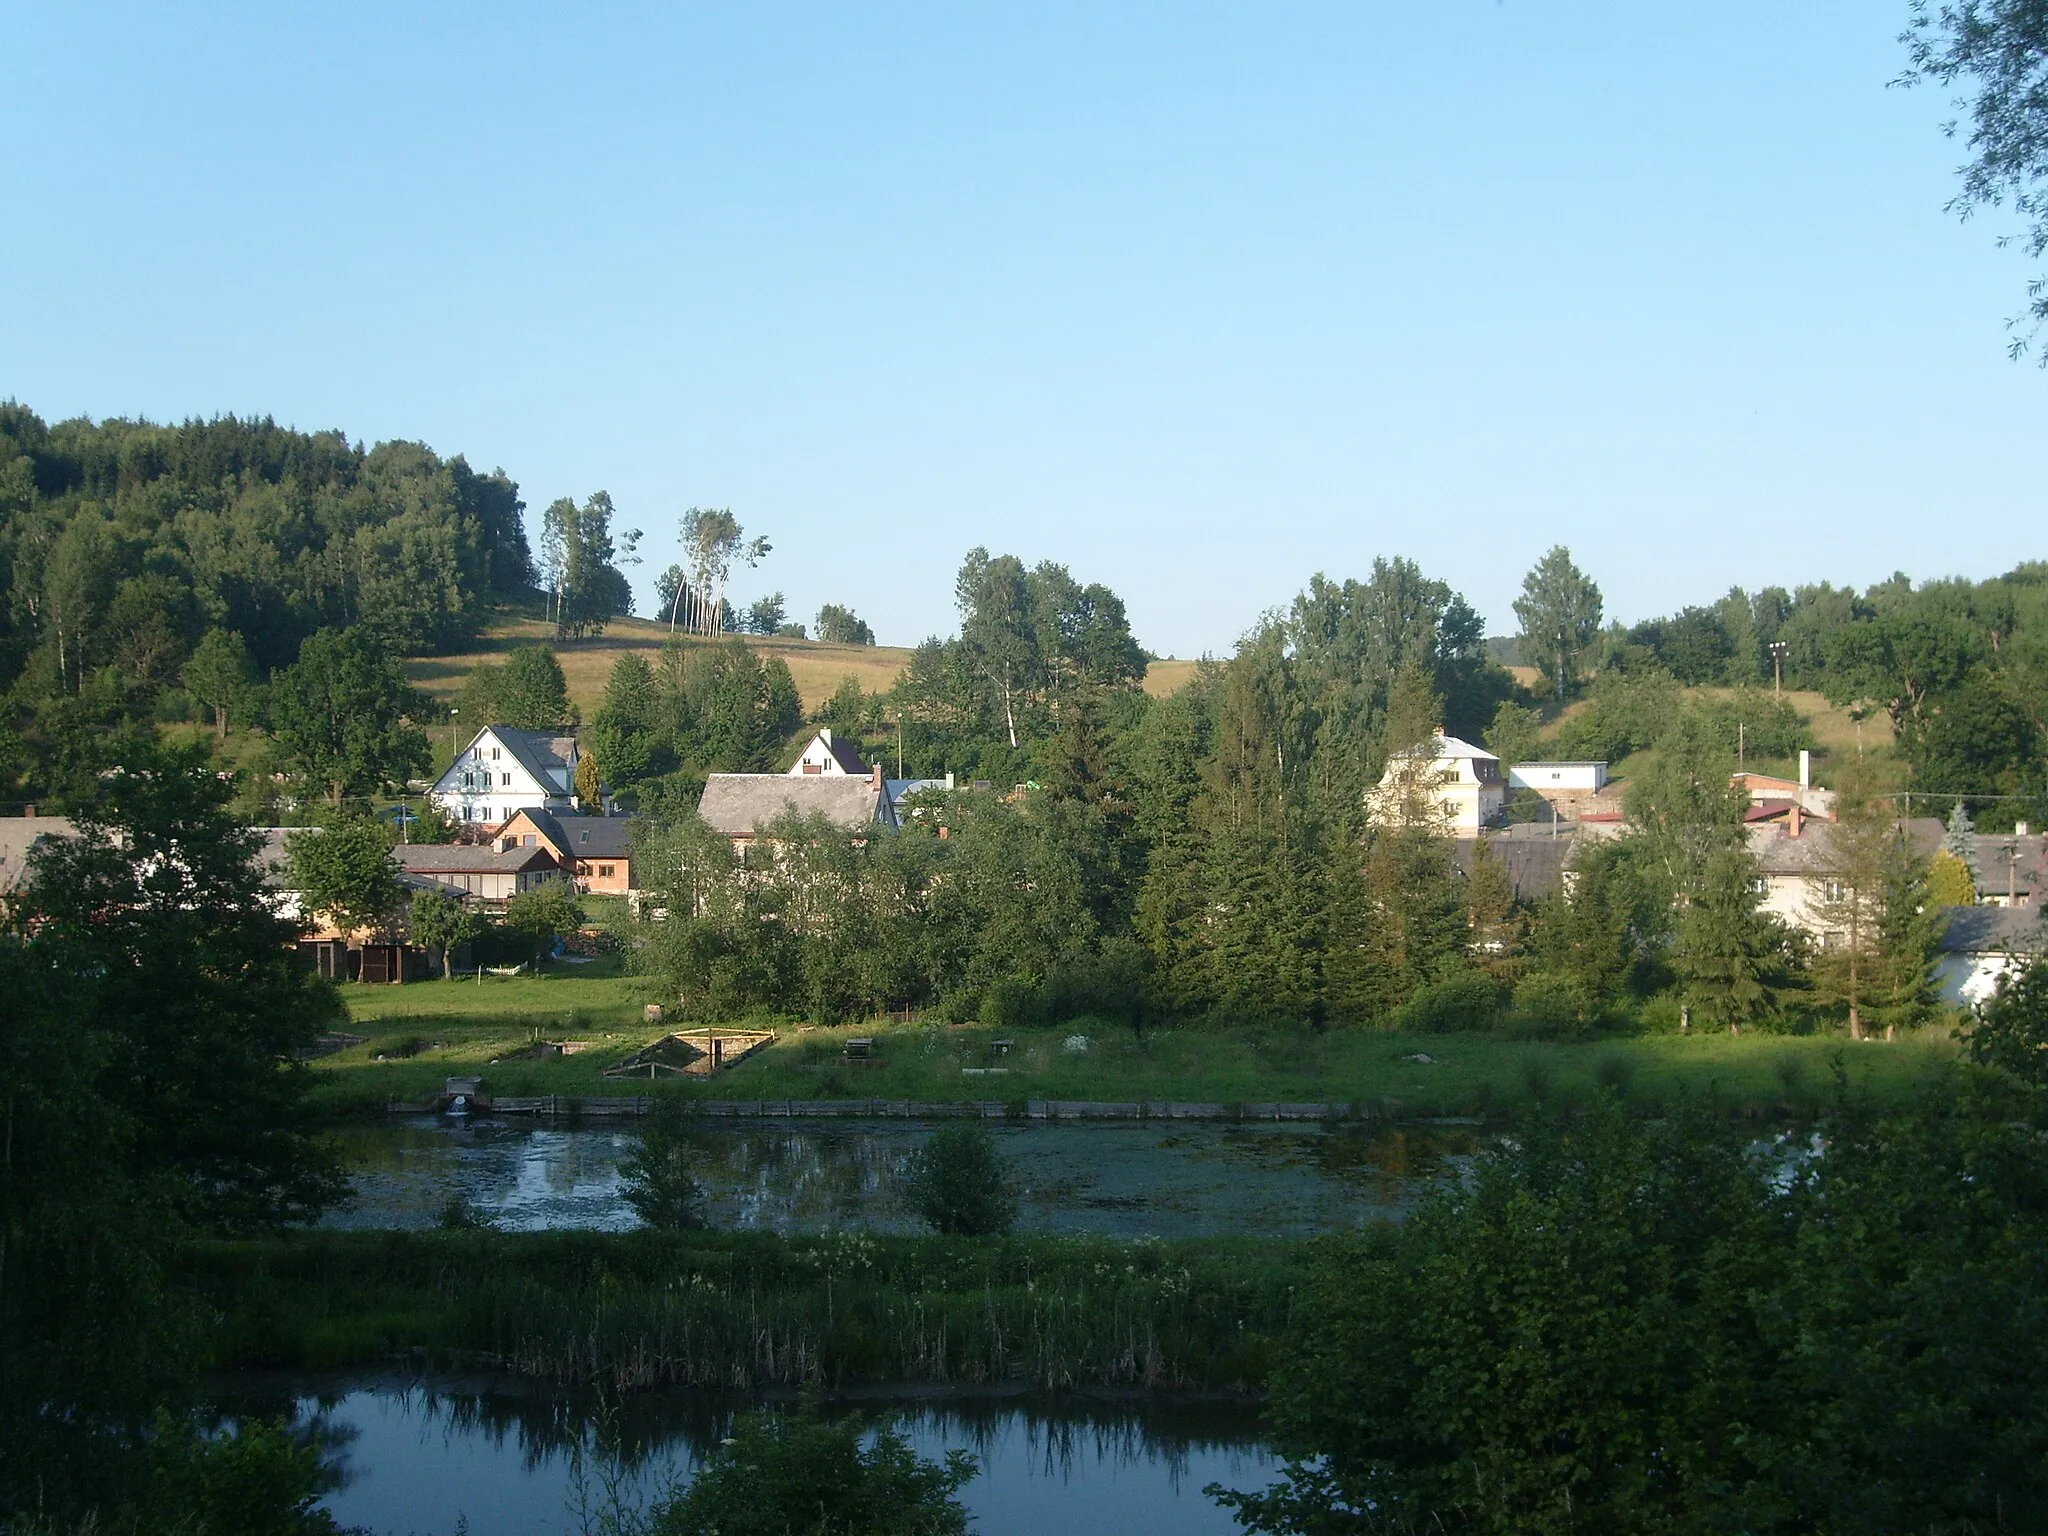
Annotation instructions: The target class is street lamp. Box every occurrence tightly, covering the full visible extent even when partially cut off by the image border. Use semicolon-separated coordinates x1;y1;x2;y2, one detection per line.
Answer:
1768;641;1789;694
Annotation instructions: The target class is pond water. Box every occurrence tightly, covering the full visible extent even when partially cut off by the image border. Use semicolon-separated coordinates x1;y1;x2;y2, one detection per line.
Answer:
327;1116;1474;1236
217;1376;1279;1536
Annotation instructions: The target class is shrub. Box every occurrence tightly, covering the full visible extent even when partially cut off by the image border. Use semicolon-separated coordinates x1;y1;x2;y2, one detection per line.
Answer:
902;1123;1017;1236
1395;972;1501;1034
1509;972;1594;1040
648;1407;973;1535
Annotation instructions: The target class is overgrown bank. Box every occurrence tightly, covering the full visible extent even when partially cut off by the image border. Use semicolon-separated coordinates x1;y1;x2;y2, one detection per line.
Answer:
187;1230;1303;1396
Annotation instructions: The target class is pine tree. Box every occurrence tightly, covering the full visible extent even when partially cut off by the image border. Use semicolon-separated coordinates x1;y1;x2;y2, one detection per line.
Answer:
1673;846;1780;1033
1942;800;1982;887
1871;831;1945;1040
1465;836;1520;979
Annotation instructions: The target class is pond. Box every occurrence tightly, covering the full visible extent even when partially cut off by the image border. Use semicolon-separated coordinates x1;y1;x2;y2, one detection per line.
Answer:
216;1375;1280;1536
326;1115;1475;1236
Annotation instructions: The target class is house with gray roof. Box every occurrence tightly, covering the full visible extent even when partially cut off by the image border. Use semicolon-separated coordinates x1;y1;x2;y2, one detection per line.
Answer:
428;725;584;830
397;840;565;902
698;769;898;850
495;807;642;894
1747;815;1946;943
1937;903;2045;1008
788;727;872;777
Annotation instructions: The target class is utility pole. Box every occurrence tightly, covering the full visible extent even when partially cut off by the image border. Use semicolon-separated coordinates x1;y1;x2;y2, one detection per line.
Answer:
1768;641;1788;694
1738;722;1746;770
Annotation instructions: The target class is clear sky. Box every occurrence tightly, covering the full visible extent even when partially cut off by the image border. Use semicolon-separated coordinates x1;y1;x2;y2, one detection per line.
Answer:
2;3;2039;658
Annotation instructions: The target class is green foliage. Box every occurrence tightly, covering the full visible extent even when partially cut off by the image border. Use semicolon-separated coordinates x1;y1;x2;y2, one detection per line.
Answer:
507;881;586;963
1513;544;1603;700
1227;1088;2048;1533
1968;955;2048;1088
1672;846;1784;1032
648;1408;973;1536
903;1123;1017;1236
139;1414;341;1536
268;626;429;800
543;491;639;638
407;885;482;979
620;1102;709;1231
1508;971;1595;1039
1393;971;1501;1033
287;811;406;937
460;643;574;729
182;628;260;740
816;603;877;645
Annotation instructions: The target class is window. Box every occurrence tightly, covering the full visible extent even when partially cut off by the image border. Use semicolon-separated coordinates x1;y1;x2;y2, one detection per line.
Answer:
491;747;501;760
522;835;536;847
1749;878;1769;896
598;863;615;878
500;772;512;786
1823;880;1847;903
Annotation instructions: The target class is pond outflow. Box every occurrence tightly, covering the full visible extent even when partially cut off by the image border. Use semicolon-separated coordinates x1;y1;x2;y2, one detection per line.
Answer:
219;1378;1279;1536
326;1117;1475;1236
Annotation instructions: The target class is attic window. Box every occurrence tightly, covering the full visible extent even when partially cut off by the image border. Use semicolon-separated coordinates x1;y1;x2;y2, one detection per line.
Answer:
579;831;589;843
491;748;501;760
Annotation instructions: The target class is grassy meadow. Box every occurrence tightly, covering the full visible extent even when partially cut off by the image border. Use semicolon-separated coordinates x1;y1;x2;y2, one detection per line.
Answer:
321;962;1961;1121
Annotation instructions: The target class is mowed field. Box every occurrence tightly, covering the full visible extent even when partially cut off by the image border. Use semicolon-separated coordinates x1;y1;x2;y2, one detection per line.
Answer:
408;607;1203;717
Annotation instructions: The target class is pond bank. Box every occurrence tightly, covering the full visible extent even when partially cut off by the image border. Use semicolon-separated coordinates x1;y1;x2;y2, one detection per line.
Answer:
186;1229;1308;1394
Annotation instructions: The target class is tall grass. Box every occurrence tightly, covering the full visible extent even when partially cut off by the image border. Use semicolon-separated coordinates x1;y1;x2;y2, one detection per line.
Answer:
185;1230;1304;1395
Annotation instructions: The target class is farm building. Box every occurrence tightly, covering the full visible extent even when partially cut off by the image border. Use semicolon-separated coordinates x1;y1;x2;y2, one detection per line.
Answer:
698;768;899;852
398;841;565;902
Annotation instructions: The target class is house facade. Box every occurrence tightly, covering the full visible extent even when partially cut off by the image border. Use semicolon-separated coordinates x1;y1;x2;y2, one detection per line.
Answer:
1747;815;1946;943
1368;730;1505;833
428;726;582;829
495;807;640;894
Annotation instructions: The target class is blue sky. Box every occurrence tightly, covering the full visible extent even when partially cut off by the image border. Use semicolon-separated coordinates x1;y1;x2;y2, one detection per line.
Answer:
2;3;2039;658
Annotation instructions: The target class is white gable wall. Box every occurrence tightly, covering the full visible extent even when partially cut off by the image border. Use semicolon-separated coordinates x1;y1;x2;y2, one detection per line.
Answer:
429;727;578;827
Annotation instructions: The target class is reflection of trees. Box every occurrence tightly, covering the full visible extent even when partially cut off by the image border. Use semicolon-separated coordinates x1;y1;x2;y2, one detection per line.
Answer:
215;1381;1267;1505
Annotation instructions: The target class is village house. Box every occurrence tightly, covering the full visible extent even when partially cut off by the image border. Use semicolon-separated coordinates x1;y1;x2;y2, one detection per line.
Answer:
427;725;584;830
698;765;899;854
1732;752;1836;820
1935;903;2044;1008
494;807;640;894
396;840;565;902
1746;813;1946;943
1367;729;1506;833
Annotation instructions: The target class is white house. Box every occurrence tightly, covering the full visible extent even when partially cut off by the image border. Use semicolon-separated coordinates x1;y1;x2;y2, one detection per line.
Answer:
428;726;582;830
788;727;872;777
1508;762;1608;794
1368;729;1505;833
1936;904;2044;1008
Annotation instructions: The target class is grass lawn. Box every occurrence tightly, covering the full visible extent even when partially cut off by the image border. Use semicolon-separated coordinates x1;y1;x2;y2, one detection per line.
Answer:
319;963;1962;1120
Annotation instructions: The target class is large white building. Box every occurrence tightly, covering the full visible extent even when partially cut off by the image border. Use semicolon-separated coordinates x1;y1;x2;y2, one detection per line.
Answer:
428;725;582;830
1368;729;1506;833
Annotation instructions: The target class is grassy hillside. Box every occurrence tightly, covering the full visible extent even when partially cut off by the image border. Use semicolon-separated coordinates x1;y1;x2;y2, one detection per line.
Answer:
1536;685;1893;781
408;603;1201;716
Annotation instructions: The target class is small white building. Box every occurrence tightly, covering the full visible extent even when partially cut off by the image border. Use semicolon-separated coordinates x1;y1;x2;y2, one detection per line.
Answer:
1508;762;1608;793
788;727;871;777
428;725;582;830
1368;729;1505;833
1936;904;2044;1008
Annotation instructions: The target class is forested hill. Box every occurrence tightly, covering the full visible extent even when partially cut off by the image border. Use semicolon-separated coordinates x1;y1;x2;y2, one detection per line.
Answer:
0;405;532;685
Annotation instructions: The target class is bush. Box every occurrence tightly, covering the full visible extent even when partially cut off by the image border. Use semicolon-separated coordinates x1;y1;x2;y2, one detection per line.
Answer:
1508;972;1595;1040
902;1123;1017;1236
648;1407;972;1535
1395;972;1501;1034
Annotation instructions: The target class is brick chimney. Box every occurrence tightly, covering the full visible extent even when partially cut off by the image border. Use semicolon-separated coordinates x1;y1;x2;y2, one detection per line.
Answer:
871;765;883;790
1789;803;1803;839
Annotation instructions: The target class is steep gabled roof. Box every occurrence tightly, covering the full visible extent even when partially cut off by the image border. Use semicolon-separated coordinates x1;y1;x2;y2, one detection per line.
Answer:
698;774;896;838
506;808;638;860
490;727;579;791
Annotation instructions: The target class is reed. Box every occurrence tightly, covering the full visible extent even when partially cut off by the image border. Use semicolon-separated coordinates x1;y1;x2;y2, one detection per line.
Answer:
184;1230;1306;1395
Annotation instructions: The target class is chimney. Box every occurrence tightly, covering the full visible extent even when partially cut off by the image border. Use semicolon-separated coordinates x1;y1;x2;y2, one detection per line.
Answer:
1798;750;1810;792
21;805;33;818
945;772;956;790
1789;803;1803;839
871;765;883;790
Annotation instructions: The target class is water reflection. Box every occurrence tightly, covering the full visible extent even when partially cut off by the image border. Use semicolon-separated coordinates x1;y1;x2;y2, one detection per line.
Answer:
326;1118;1477;1237
214;1376;1277;1536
